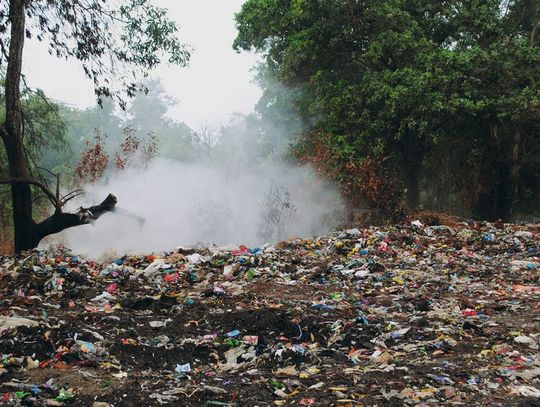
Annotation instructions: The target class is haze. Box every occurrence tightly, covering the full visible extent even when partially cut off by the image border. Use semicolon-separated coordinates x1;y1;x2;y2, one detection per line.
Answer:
23;0;261;128
26;1;347;257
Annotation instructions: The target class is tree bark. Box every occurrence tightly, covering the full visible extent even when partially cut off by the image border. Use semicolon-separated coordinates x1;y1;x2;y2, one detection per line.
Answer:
399;132;424;210
2;0;35;252
479;125;523;221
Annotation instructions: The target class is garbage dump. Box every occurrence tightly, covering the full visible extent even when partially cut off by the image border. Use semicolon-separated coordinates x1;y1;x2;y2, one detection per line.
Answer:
1;220;539;405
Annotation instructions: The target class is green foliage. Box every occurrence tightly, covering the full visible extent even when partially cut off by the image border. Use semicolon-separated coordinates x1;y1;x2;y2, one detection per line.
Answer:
47;78;195;170
0;0;191;107
235;0;540;220
0;84;69;189
123;78;194;160
0;84;70;246
0;80;68;160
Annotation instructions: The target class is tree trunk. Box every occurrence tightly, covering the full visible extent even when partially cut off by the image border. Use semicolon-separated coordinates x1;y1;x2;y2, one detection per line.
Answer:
506;129;522;219
399;132;423;210
479;125;523;221
1;0;119;252
405;167;420;210
2;0;36;252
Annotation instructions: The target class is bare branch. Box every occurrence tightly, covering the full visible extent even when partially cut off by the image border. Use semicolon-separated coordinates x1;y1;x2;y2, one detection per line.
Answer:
60;189;85;206
36;166;57;178
0;176;61;210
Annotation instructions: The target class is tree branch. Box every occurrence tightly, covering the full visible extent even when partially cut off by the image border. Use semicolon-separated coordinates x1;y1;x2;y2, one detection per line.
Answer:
35;193;117;242
0;176;61;209
60;189;85;206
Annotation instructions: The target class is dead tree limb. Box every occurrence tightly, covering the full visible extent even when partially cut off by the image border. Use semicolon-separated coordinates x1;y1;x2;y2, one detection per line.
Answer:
34;193;118;247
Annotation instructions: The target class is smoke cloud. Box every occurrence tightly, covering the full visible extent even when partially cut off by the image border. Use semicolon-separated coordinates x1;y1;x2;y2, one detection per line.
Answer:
44;157;345;259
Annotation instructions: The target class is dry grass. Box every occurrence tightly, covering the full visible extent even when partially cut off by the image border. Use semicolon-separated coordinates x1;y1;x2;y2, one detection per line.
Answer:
411;209;464;228
0;235;14;255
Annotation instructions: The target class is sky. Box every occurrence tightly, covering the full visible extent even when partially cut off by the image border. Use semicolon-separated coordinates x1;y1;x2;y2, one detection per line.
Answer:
22;0;262;129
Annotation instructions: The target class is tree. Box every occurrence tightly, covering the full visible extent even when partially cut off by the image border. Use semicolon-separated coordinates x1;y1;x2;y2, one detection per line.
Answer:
0;0;190;252
63;98;123;160
125;78;176;135
234;0;540;219
124;78;195;161
192;123;219;164
0;82;70;252
234;0;449;209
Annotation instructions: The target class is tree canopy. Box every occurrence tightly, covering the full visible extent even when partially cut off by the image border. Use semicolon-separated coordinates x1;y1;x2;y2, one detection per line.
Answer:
234;0;540;220
0;0;190;106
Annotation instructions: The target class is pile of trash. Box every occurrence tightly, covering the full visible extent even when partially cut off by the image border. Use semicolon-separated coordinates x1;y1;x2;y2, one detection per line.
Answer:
1;219;539;406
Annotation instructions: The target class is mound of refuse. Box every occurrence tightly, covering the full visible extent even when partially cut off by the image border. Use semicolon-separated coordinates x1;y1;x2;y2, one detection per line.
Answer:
1;220;539;406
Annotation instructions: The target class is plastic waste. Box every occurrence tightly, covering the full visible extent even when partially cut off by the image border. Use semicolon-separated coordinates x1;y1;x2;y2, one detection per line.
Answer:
0;220;538;404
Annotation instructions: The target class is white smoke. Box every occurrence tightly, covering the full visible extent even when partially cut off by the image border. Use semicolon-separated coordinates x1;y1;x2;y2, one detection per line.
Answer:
45;158;345;259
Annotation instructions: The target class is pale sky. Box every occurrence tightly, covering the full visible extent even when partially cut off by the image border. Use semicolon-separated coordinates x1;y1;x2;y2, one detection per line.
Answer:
22;0;262;129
